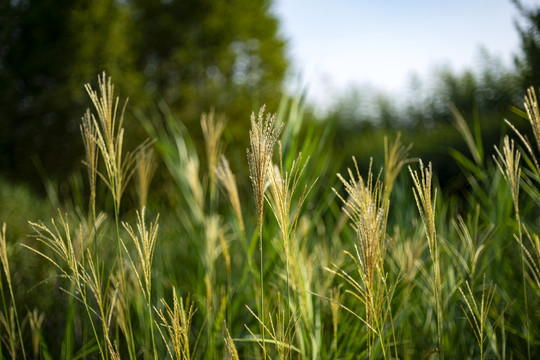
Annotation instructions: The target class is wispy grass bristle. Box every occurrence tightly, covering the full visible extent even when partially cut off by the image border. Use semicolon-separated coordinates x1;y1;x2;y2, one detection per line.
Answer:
215;156;244;233
459;274;507;360
155;289;196;360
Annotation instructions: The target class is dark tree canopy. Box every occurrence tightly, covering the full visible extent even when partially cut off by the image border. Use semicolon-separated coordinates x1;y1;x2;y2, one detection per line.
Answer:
513;0;540;89
0;0;287;186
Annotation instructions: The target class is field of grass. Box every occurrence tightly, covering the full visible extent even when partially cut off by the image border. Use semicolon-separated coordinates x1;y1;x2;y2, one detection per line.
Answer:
0;73;539;359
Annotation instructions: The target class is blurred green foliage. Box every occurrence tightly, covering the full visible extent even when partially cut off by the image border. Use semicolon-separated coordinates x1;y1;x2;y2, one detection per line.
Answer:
0;0;286;187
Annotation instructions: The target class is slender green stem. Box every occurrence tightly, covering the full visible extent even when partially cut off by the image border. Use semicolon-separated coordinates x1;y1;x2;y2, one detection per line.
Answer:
259;223;266;358
516;214;530;360
113;205;136;360
147;295;157;360
434;256;443;359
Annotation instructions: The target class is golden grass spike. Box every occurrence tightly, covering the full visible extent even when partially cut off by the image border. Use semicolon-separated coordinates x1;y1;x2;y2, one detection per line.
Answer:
0;223;11;284
80;109;99;217
201;109;227;187
494;136;521;215
122;207;160;298
409;161;437;260
409;160;443;356
215;156;244;233
135;147;157;210
224;326;239;360
106;337;122;360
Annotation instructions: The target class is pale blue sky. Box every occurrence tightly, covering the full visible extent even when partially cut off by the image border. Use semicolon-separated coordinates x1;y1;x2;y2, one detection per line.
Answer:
274;0;534;110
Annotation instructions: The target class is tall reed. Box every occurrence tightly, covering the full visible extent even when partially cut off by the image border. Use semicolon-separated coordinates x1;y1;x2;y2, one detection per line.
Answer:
409;161;443;358
333;158;391;358
84;72;152;358
247;105;283;355
493;136;530;358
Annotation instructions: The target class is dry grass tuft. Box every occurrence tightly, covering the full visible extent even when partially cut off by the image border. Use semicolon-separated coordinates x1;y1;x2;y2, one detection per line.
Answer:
155;289;196;360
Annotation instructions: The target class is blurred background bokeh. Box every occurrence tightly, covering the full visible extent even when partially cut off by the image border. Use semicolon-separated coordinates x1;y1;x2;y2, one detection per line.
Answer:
1;0;539;193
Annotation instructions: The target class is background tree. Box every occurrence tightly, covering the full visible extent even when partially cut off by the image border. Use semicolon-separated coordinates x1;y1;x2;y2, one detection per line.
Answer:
0;0;287;188
513;0;540;89
131;0;288;140
0;0;141;186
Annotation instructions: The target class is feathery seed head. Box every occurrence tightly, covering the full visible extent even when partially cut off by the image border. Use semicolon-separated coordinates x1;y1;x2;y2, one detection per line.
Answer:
122;207;160;298
409;160;437;259
247;105;284;227
494;136;521;215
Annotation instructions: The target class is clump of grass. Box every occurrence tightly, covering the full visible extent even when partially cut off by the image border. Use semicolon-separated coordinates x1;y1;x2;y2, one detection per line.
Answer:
409;160;443;357
122;207;160;358
458;274;508;360
493;136;531;358
246;105;284;355
27;212;111;359
333;158;395;359
245;294;299;360
155;289;197;360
